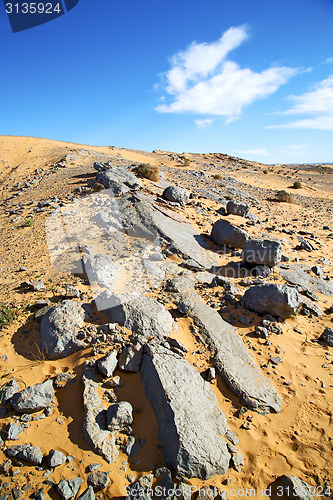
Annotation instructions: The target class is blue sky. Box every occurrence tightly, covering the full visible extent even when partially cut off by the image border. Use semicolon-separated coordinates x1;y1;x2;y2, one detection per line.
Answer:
1;0;333;164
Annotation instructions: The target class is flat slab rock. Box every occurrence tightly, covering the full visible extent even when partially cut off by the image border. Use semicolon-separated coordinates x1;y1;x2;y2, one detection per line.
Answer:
279;264;333;297
107;294;174;339
82;362;118;463
171;277;281;413
39;300;86;359
140;343;231;480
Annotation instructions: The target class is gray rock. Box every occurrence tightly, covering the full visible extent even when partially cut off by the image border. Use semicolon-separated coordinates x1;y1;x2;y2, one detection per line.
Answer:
0;379;20;406
124;436;139;456
119;344;143;372
194;272;216;285
226;201;250;217
63;284;80;298
6;444;43;465
243;283;300;319
11;380;54;414
270;475;317;499
82;363;118;463
320;328;333;347
140;343;231;480
232;453;245;472
210;220;249;249
87;471;111;490
299;296;322;317
279;264;333;296
126;474;154;500
107;295;174;339
196;486;215;500
242;239;282;267
82;252;120;290
225;430;239;446
177;289;281;413
162;186;190;206
96;164;142;196
107;401;133;431
76;486;95;500
39;300;86;359
48;449;67;468
97;351;118;378
165;337;189;353
6;423;24;440
56;478;84;500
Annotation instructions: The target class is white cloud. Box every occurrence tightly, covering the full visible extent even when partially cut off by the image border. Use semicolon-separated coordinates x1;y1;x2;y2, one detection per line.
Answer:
268;75;333;130
238;148;270;156
156;26;296;121
195;118;215;128
325;57;333;64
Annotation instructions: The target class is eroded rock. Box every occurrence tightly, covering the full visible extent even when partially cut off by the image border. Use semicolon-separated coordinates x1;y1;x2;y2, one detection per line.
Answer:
243;283;300;319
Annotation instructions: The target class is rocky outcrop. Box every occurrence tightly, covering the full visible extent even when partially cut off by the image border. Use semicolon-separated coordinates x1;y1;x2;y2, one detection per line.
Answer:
11;379;54;414
95;163;142;196
210;220;249;248
242;238;282;267
243;283;300;319
140;343;231;480
39;300;86;359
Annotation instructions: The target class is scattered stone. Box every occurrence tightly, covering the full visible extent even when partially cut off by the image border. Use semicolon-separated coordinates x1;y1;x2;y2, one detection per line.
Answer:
270;357;282;366
48;449;67;468
226;200;250;217
76;486;96;500
56;478;84;500
23;280;45;291
87;471;111;490
54;372;74;389
203;367;216;382
39;300;86;359
104;376;125;389
242;238;282;267
82;252;120;290
141;343;231;479
320;328;333;347
162;186;190;206
6;444;43;465
279;264;333;297
6;422;24;440
299;296;322;317
119;344;143;372
165;337;189;353
196;486;215;500
11;379;54;414
210;220;249;249
97;351;118;378
243;283;300;319
126;474;154;500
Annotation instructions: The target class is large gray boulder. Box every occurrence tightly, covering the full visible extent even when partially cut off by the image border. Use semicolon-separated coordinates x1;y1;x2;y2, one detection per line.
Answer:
210;220;249;249
11;379;54;414
82;362;118;463
6;444;43;465
242;239;282;267
39;300;86;359
243;283;300;319
173;280;281;413
162;186;190;206
95;164;142;196
140;343;231;480
269;475;317;499
226;201;250;217
107;294;174;339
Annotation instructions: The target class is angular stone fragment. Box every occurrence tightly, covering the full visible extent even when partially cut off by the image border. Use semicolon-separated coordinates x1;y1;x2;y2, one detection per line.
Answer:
174;284;281;413
243;283;300;319
140;343;231;480
56;478;84;500
48;449;67;468
107;295;173;339
6;444;43;465
210;220;249;249
106;401;133;431
82;252;120;290
162;186;190;206
279;264;333;296
87;471;111;490
11;380;54;414
82;363;118;463
97;351;118;378
119;344;143;372
0;379;20;406
226;201;250;217
6;422;24;440
39;300;86;359
76;486;96;500
242;238;282;267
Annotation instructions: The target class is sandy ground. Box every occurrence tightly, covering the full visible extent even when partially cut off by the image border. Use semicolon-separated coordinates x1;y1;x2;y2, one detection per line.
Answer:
0;136;332;499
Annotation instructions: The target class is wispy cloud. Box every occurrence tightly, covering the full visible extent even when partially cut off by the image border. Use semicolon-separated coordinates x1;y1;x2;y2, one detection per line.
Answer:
268;75;333;130
195;118;215;128
238;148;270;156
156;26;297;121
325;57;333;64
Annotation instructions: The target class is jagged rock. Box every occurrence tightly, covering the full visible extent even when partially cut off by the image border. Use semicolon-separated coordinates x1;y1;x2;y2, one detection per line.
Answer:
56;478;84;500
119;344;143;372
82;252;120;290
82;363;118;463
232;454;244;472
243;283;300;319
210;220;249;249
242;239;282;267
320;328;333;347
124;436;139;456
165;337;189;353
87;471;111;490
107;295;174;339
226;200;250;217
225;430;239;446
39;300;86;359
107;401;133;431
95;164;142;196
279;264;333;296
162;186;190;206
11;380;54;414
176;288;281;413
126;474;154;500
194;272;216;285
0;379;20;406
48;449;67;468
6;422;24;440
269;475;317;499
76;486;95;500
140;343;231;480
6;444;43;465
97;351;118;378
